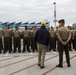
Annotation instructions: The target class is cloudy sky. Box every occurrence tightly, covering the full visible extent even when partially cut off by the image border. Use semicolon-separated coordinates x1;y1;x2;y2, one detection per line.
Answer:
0;0;76;26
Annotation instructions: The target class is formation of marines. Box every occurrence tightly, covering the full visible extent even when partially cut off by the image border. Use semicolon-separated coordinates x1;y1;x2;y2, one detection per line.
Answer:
0;21;76;54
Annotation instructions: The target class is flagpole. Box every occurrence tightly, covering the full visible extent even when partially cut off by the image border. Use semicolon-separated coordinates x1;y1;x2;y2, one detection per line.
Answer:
53;2;56;28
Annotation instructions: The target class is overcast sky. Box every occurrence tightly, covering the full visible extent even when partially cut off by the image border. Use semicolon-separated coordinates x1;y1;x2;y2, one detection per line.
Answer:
0;0;76;26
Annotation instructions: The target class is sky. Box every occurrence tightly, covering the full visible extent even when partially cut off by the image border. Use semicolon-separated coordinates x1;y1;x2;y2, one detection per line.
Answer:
0;0;76;26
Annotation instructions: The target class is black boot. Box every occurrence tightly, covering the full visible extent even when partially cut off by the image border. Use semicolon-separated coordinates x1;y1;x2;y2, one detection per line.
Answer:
56;64;63;68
